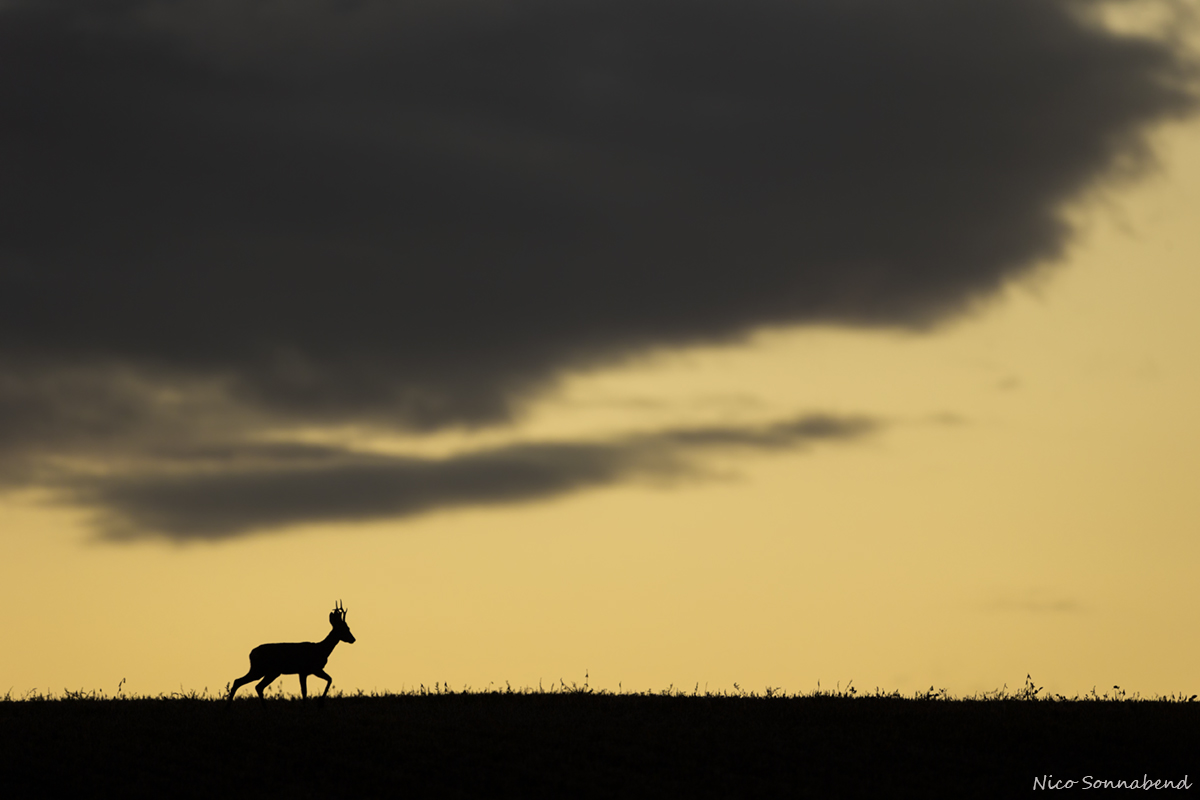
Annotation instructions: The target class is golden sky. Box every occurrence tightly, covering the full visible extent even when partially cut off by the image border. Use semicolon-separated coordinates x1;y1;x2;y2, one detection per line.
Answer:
2;1;1198;699
4;114;1196;699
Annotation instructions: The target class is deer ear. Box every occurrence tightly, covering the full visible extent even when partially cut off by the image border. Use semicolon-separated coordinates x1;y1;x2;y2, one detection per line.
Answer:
329;611;338;624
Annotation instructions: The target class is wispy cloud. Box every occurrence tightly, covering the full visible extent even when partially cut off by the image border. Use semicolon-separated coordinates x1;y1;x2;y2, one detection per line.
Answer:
982;591;1086;614
64;415;879;541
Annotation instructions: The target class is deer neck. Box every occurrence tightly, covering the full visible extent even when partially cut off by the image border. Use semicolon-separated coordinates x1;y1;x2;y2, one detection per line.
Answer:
319;628;341;658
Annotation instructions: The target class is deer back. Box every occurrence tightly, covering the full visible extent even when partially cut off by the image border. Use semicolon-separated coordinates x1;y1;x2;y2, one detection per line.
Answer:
249;641;328;675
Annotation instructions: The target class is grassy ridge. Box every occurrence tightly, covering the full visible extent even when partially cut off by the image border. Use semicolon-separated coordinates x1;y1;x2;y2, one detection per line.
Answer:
2;684;1196;798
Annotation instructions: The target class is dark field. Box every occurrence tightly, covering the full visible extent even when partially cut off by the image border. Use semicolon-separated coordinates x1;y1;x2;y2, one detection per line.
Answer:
2;686;1196;798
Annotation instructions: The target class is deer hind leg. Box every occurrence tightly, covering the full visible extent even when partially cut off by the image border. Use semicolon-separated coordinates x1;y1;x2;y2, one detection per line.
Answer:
298;673;308;700
255;673;280;701
228;670;263;704
314;668;333;697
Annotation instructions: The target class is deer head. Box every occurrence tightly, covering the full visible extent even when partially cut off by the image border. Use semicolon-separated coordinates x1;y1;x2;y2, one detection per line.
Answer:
329;600;356;644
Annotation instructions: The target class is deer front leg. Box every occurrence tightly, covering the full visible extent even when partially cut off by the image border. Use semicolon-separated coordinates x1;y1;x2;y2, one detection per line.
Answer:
314;668;333;697
299;673;308;700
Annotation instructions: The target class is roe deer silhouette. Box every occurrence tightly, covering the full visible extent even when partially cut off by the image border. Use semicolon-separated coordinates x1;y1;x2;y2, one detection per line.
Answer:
227;600;355;704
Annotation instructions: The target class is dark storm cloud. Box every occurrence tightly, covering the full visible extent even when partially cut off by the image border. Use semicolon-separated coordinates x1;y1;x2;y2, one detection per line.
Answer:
68;414;878;540
0;0;1195;536
2;0;1195;428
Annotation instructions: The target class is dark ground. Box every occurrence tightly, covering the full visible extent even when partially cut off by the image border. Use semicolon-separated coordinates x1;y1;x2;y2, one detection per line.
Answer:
2;691;1195;798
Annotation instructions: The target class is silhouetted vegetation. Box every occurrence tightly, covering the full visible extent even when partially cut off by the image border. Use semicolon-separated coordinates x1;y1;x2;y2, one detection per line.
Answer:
2;677;1195;797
